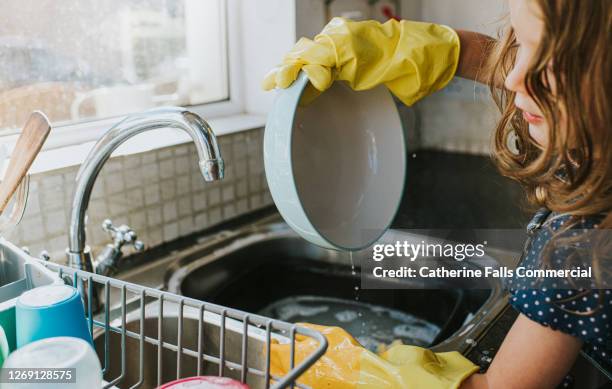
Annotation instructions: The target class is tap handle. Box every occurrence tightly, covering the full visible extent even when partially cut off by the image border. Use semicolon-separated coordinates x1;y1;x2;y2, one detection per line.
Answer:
102;218;116;234
101;219;145;252
133;240;145;251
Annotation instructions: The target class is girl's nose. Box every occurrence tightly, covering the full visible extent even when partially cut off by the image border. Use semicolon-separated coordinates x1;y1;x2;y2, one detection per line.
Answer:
504;60;527;94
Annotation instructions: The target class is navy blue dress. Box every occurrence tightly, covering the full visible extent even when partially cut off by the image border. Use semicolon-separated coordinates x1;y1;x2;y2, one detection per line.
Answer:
508;208;611;372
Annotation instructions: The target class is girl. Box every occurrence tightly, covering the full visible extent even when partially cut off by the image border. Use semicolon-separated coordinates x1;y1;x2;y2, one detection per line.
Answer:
265;0;610;388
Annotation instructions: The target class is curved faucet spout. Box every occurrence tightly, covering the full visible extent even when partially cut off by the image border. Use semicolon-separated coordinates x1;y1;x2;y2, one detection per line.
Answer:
67;107;224;271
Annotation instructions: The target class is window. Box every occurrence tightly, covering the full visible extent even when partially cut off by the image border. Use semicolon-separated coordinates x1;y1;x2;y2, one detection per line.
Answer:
0;0;229;135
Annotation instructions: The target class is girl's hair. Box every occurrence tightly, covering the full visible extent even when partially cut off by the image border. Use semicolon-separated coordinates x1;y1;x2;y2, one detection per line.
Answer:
487;0;611;302
487;0;610;225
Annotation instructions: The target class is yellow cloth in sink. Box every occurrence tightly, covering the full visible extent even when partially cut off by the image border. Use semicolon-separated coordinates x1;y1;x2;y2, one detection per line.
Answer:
271;323;478;389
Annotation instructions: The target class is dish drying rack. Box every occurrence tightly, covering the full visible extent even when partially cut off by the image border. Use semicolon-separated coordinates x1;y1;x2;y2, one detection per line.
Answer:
37;259;327;389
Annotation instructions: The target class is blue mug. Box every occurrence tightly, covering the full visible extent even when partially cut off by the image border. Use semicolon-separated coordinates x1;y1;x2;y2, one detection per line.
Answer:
16;285;92;348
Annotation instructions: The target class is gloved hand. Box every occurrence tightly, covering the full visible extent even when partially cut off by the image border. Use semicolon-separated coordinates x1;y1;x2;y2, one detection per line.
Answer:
271;323;478;389
262;17;460;106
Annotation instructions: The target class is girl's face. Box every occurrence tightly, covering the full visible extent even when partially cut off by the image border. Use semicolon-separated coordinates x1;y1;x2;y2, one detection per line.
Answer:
505;0;551;147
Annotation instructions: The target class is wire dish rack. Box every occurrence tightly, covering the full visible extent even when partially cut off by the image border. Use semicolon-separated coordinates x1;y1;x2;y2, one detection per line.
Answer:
37;259;327;389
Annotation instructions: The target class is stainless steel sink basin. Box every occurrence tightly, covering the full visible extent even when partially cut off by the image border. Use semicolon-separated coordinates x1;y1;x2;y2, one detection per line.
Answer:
164;218;510;353
93;301;269;388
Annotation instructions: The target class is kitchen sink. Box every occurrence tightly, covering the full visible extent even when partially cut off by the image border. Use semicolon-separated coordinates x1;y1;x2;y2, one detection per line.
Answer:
87;213;512;388
93;302;269;388
164;218;509;353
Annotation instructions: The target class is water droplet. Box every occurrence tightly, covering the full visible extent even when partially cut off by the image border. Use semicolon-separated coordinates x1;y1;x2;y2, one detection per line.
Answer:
465;338;477;346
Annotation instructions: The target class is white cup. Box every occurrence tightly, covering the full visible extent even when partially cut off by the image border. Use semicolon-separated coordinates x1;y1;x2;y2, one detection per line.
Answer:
2;336;102;389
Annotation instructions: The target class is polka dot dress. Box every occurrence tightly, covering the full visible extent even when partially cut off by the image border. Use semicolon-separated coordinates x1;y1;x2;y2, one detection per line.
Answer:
508;209;611;369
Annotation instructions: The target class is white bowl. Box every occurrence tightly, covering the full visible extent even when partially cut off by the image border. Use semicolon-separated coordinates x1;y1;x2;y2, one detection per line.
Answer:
264;73;406;251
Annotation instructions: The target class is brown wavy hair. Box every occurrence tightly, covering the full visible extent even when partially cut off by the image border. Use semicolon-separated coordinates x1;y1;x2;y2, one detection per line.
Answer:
487;0;611;300
487;0;611;226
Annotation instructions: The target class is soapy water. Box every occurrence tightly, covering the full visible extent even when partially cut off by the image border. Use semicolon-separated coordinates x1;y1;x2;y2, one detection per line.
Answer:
259;295;440;352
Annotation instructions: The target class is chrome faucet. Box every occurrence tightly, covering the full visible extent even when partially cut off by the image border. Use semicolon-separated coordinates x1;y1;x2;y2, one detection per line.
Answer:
66;107;224;274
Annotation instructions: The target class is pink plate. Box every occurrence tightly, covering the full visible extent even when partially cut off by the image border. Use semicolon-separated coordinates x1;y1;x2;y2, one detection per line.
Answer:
158;376;250;389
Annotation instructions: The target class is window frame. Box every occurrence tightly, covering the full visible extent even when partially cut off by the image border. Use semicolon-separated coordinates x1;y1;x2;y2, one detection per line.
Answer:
0;0;244;152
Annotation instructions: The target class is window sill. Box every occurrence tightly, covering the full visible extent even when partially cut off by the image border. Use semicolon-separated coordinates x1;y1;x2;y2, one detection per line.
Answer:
26;113;267;175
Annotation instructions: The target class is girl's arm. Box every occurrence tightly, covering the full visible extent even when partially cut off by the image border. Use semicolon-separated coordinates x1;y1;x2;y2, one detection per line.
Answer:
455;30;497;84
461;314;583;389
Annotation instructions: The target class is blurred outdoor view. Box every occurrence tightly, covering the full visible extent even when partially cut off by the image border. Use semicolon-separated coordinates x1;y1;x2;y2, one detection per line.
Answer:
0;0;228;133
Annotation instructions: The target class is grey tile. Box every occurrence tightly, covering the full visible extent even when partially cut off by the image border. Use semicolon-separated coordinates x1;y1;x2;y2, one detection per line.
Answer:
192;192;207;212
250;193;262;209
208;207;222;225
40;190;64;211
175;156;189;175
162;201;178;222
105;172;125;194
40;173;63;189
224;164;234;180
109;194;129;216
236;180;247;198
223;204;236;219
129;210;147;228
15;129;274;255
160;179;177;201
208;187;221;206
88;199;109;218
178;196;192;217
146;205;163;227
124;154;142;169
262;191;273;205
142;163;160;183
47;235;68;257
89;222;110;247
148;227;163;246
194;212;208;229
124;168;144;189
234;159;247;178
222;185;235;203
63;170;77;183
163;222;179;241
159;159;175;180
90;180;106;200
105;159;123;173
176;175;190;195
191;172;205;191
236;199;248;215
178;217;194;236
157;148;174;160
20;215;45;242
174;144;189;156
144;183;161;206
249;174;261;192
141;152;157;165
233;139;247;158
26;190;41;215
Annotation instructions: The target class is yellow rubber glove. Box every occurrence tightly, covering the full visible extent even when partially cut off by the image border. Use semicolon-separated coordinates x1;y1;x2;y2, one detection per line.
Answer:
262;17;460;106
271;323;478;389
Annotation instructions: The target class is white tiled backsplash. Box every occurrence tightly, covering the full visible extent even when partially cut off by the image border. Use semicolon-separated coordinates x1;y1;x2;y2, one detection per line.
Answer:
413;0;505;155
417;77;500;155
5;128;272;262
